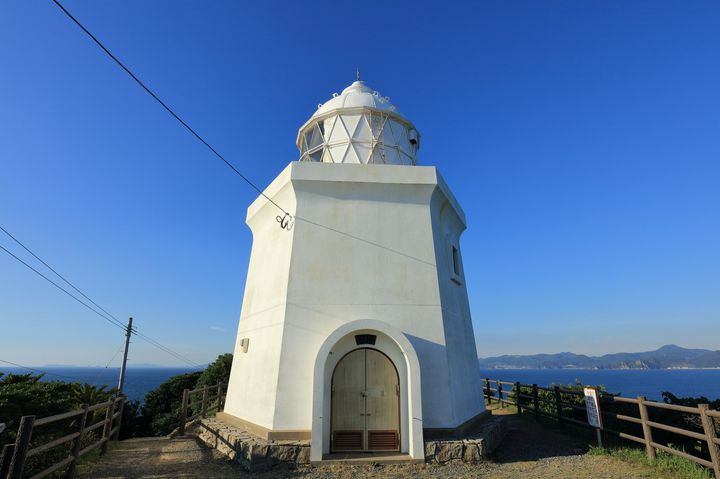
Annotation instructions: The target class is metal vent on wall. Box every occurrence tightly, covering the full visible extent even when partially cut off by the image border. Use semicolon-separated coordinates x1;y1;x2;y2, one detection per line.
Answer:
332;431;363;451
368;431;399;451
355;334;377;345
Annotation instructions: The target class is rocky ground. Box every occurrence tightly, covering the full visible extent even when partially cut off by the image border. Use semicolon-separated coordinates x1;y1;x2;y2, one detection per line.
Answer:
77;412;669;479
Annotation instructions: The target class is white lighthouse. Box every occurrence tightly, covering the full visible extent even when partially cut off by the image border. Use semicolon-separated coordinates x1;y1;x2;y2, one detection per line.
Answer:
223;80;485;461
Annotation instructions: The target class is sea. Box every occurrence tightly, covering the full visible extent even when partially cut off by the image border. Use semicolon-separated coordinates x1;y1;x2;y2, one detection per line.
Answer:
0;367;201;402
478;368;720;401
2;367;719;403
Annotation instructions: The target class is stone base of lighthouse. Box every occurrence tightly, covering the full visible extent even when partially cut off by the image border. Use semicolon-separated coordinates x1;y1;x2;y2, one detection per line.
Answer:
223;162;485;461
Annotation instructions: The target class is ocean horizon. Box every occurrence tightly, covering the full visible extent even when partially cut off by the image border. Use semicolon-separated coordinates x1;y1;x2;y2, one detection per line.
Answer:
3;366;720;403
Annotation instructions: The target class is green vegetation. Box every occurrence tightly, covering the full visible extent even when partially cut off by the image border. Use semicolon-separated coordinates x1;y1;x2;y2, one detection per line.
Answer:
510;381;719;464
589;446;714;479
506;382;719;478
0;374;118;477
1;353;233;444
119;353;233;437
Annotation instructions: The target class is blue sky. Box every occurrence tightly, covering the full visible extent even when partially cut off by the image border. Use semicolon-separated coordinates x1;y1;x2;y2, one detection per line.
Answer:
1;1;718;366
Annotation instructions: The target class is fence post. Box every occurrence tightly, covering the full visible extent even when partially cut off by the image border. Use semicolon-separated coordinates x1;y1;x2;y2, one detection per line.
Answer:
66;404;89;479
498;382;504;407
698;404;720;478
532;384;539;422
112;396;125;441
201;385;209;418
485;378;491;405
553;386;563;424
637;396;656;461
179;389;189;436
100;400;115;454
217;383;225;412
1;444;15;479
7;415;35;479
515;382;522;414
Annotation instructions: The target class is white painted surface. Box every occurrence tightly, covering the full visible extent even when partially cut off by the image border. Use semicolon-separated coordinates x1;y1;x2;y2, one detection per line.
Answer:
297;81;420;165
224;162;484;461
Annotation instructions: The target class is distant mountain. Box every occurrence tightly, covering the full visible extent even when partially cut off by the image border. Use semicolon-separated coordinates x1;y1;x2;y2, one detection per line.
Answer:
478;345;720;370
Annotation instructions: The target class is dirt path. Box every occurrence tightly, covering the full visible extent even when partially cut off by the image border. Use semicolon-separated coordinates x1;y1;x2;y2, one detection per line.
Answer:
78;414;668;479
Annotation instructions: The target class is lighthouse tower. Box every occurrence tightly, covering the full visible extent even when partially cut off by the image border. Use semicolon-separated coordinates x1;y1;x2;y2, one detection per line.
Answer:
223;80;485;461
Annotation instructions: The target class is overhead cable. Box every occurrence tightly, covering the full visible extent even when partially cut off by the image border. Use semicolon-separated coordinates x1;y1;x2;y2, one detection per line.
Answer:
51;0;292;228
0;243;127;331
0;227;202;368
0;358;88;382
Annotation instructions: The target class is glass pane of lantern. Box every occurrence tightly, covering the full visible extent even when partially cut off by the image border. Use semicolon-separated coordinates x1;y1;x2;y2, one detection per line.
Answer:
341;114;362;138
371;145;385;164
323;116;336;139
393;121;408;146
309;149;323;162
309;123;324;149
353;114;373;141
354;143;372;163
329;144;348;163
383;120;398;145
384;147;400;165
322;147;333;163
370;114;385;137
344;143;360;163
328;117;349;143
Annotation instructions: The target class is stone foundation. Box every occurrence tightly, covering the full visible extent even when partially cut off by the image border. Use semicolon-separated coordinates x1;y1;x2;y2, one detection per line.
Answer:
193;415;506;470
423;416;507;464
192;418;310;471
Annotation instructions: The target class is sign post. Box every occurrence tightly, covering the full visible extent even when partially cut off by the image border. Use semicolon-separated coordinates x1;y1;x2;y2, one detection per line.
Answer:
584;387;603;448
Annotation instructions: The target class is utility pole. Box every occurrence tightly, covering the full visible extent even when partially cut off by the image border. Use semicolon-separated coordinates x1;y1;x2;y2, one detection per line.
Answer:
117;317;133;394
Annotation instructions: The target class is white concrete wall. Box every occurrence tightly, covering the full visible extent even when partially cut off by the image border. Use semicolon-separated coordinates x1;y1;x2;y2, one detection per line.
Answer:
223;168;297;430
429;181;485;426
225;161;483;438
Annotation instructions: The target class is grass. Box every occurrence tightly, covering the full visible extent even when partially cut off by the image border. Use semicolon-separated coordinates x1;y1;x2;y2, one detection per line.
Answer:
588;446;715;479
485;400;716;479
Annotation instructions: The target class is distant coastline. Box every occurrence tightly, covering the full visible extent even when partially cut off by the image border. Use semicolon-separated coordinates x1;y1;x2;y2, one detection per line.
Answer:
483;366;720;371
478;344;720;370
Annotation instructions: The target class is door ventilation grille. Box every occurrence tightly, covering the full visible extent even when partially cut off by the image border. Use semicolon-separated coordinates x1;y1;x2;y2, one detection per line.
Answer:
333;431;363;451
368;430;399;451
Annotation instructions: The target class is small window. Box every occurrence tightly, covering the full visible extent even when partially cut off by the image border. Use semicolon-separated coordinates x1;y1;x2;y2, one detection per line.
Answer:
452;246;460;276
355;334;377;345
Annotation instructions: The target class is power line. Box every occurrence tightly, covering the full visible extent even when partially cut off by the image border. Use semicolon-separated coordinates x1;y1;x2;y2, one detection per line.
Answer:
132;330;202;368
1;226;203;368
0;225;126;328
90;339;127;385
51;0;292;224
0;244;127;331
0;358;87;382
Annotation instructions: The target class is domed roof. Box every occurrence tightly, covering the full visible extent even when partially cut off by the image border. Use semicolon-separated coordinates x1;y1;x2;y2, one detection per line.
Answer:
297;79;420;166
312;81;405;119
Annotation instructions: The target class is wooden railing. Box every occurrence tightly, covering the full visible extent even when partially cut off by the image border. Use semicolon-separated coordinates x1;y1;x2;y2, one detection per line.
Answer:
0;396;125;479
483;378;720;477
177;383;225;436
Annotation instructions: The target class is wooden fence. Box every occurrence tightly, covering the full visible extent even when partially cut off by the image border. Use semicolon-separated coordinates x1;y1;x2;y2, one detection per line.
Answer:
177;383;225;436
483;378;720;478
0;396;125;479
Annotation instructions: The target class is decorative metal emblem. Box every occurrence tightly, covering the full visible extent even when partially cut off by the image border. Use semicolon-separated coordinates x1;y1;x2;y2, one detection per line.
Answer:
276;213;294;231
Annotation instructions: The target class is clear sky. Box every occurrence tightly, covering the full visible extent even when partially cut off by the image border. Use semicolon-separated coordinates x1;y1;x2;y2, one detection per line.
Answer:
1;1;718;366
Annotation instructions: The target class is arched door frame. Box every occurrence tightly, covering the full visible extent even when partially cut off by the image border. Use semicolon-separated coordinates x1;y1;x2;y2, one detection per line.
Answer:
311;320;424;461
330;347;401;452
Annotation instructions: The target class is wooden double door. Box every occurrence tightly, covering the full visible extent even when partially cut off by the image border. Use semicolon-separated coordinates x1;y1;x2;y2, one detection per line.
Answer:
331;348;400;452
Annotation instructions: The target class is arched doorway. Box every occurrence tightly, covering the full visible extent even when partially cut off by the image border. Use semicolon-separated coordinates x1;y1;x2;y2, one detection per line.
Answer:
331;348;400;452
